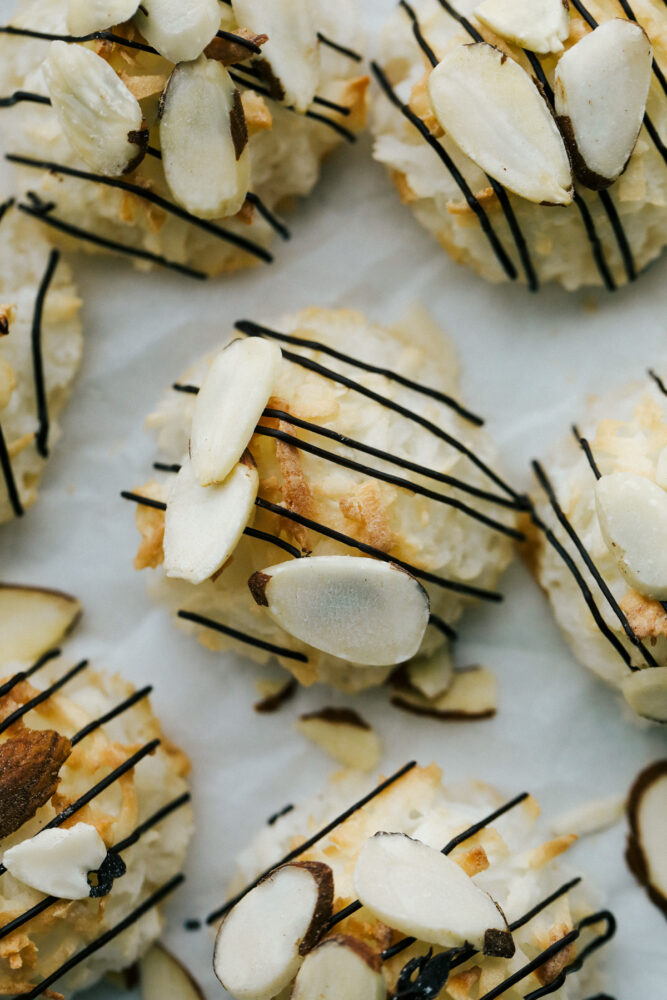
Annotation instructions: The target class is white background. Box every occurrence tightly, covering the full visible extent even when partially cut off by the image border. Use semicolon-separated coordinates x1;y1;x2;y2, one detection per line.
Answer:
0;0;666;996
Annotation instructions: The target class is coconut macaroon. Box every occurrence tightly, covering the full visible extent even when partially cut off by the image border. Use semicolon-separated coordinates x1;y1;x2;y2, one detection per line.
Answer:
530;368;667;722
0;0;367;278
212;762;614;1000
125;307;519;693
372;0;667;291
0;198;82;524
0;582;193;997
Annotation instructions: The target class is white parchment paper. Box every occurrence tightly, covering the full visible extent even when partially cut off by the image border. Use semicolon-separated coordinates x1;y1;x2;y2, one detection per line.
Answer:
0;0;666;996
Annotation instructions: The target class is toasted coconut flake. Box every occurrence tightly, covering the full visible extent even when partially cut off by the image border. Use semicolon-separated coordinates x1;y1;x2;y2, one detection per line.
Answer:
296;708;382;772
0;584;81;662
134;0;220;64
3;822;107;899
475;0;570;55
626;760;667;916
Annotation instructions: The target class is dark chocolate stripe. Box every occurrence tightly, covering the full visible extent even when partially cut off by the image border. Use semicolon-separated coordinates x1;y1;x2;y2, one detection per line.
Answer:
371;60;518;282
0;648;61;699
428;613;457;641
245;192;290;240
70;685;152;747
0;658;88;737
317;32;363;62
8;155;274;264
617;0;667;97
523;911;617;1000
206;760;417;923
649;368;667;395
243;525;302;558
0;89;51;107
0;422;23;517
216;29;264;54
533;459;657;666
572;424;602;479
0;197;14;222
597;189;636;283
0;24;157;53
177;609;309;662
267;803;294;825
31;249;59;457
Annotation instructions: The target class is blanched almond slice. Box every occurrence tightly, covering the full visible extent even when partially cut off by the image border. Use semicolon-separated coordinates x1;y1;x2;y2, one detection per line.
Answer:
291;936;385;1000
296;708;382;772
475;0;569;55
248;556;430;666
626;761;667;916
160;57;250;220
44;41;147;176
353;832;511;952
67;0;140;35
427;43;573;205
555;19;652;189
134;0;221;64
231;0;319;112
406;647;454;699
214;862;334;1000
140;944;204;1000
2;823;107;899
0;584;81;663
190;337;282;486
163;454;258;584
595;472;667;600
393;667;497;720
621;667;667;723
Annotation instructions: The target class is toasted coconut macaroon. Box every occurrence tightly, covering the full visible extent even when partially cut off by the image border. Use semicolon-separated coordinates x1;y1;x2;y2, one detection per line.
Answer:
0;0;367;279
124;306;519;692
530;368;667;721
211;762;614;1000
372;0;667;292
0;590;193;997
0;198;82;523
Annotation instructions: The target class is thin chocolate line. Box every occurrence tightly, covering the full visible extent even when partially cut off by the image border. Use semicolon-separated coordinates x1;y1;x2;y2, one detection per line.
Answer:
572;425;601;479
206;760;417;923
371;61;518;282
244;192;290;240
0;90;51;108
649;368;667;395
256;495;505;601
0;24;157;53
312;93;352;117
216;29;264;54
533;459;657;666
267;803;295;825
177;609;309;663
172;382;199;394
0;658;88;736
121;490;166;511
8;155;274;264
18;200;208;279
254;424;524;539
243;525;302;558
428;613;458;641
31;248;59;457
617;1;667;96
153;461;182;473
436;0;482;39
0;648;61;699
317;32;363;62
70;685;153;747
17;874;184;1000
523;910;616;1000
0;196;14;222
597;189;636;283
0;422;24;517
236;319;485;425
0;791;188;943
400;0;439;64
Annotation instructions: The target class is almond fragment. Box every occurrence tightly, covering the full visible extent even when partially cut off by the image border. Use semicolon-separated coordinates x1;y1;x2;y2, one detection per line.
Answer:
621;667;667;723
427;43;573;205
626;760;667;916
0;584;81;663
296;708;382;772
66;0;140;35
475;0;570;55
406;647;454;699
139;944;205;1000
134;0;221;64
2;822;107;899
290;935;385;1000
0;729;72;839
44;41;147;176
392;667;497;720
595;472;667;599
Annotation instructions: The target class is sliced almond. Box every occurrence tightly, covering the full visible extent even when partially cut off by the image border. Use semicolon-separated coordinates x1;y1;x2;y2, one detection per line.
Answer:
160;56;250;220
656;446;667;490
353;832;511;952
0;584;81;663
231;0;319;112
555;19;652;189
248;556;430;666
140;944;204;1000
621;667;667;723
214;861;334;1000
427;43;573;205
190;337;282;487
626;760;667;916
67;0;140;35
296;708;382;773
551;796;623;838
392;667;497;720
595;472;667;600
44;41;147;176
0;729;72;839
134;0;221;64
291;936;385;1000
3;822;107;899
163;454;258;584
475;0;569;55
406;647;454;699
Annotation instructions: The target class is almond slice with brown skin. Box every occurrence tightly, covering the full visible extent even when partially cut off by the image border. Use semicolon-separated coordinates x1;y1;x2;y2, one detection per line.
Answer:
427;43;573;205
0;584;81;662
134;0;221;64
190;337;282;487
626;760;667;916
291;935;385;1000
392;666;497;720
214;861;334;1000
160;56;250;220
0;729;72;839
163;454;258;584
296;708;382;772
621;667;667;723
353;832;513;953
475;0;570;55
140;944;205;1000
555;19;652;189
67;0;140;35
248;556;430;666
44;41;148;176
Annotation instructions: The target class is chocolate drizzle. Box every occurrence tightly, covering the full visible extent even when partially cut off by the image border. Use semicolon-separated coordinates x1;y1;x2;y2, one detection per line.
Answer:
649;368;667;396
267;803;295;825
31;249;59;457
0;421;24;517
572;425;601;479
0;648;62;701
0;659;89;738
316;32;363;62
0;89;51;108
177;608;309;663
